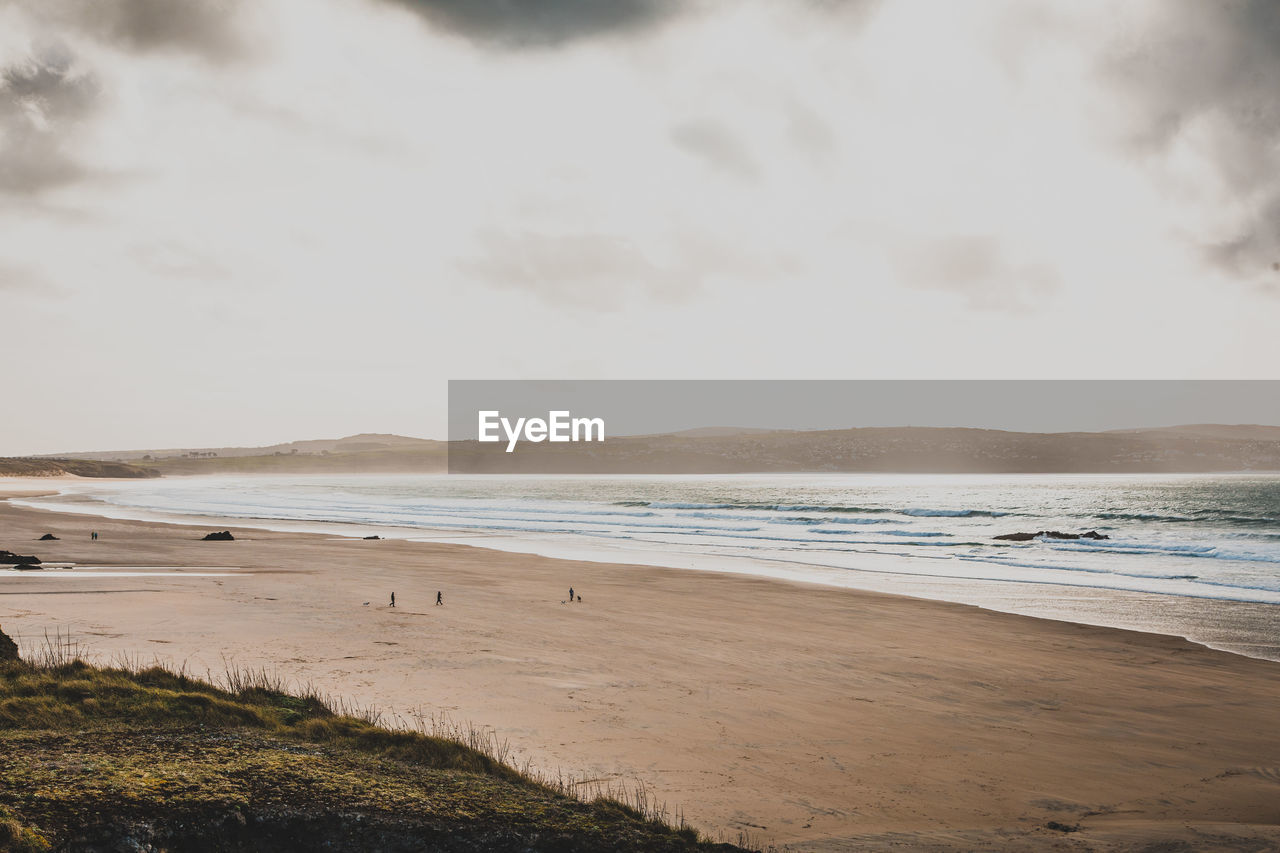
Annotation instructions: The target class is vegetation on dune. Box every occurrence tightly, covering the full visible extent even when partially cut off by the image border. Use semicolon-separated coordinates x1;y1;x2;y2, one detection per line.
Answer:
0;631;739;852
135;447;446;476
0;459;158;479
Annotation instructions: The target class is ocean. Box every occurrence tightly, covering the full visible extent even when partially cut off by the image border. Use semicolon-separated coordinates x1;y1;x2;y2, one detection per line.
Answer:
20;472;1280;660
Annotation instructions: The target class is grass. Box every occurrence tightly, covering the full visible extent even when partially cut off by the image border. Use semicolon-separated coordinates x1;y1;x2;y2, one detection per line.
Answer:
135;447;446;476
0;458;158;479
0;631;741;852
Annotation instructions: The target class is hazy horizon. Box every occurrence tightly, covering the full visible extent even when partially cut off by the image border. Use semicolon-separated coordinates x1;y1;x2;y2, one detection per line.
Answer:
24;422;1280;459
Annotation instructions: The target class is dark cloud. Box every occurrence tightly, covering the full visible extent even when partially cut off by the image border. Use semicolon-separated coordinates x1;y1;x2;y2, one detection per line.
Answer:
385;0;677;49
19;0;247;61
2;1;246;195
0;49;99;195
670;119;759;180
894;236;1058;313
1104;1;1280;278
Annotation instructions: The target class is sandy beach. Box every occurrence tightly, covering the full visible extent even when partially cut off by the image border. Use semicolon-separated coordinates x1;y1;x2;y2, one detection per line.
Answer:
3;491;1280;851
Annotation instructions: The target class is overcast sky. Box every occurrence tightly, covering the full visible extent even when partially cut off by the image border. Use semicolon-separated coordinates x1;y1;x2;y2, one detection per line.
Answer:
2;0;1279;454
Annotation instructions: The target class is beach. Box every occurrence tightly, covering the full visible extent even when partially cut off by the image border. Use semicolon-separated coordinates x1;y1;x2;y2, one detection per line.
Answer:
3;491;1280;851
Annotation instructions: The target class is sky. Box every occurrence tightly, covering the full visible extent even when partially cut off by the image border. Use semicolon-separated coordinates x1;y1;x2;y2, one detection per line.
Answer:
2;0;1279;454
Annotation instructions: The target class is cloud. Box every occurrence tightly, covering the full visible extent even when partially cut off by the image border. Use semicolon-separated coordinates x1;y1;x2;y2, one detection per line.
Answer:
785;98;836;163
16;0;248;61
894;236;1059;313
0;261;56;295
384;0;677;49
129;241;230;280
0;47;99;195
1208;195;1280;279
670;118;759;180
1;1;251;196
1103;1;1280;277
460;228;796;310
460;230;671;310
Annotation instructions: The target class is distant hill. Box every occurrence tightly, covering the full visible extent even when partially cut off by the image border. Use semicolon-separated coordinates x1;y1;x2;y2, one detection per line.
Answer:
450;424;1280;474
23;425;1280;476
44;433;438;462
659;426;787;438
1106;424;1280;442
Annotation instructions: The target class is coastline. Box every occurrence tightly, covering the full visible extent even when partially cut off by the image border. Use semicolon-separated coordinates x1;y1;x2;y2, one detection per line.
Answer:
4;496;1280;850
13;476;1280;664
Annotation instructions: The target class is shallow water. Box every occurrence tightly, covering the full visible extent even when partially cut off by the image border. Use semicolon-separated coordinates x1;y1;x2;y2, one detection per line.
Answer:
21;472;1280;660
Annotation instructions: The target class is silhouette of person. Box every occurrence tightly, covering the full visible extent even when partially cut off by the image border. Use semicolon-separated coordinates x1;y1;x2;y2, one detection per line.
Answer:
569;586;574;602
390;592;396;608
436;590;443;606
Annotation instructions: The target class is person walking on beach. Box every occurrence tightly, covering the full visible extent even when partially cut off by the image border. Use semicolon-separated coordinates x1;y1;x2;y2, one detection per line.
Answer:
390;592;396;608
569;586;574;603
436;590;443;606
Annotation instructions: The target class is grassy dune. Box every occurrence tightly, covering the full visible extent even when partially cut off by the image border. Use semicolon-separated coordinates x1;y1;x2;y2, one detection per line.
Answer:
0;459;158;479
0;635;740;852
137;447;446;476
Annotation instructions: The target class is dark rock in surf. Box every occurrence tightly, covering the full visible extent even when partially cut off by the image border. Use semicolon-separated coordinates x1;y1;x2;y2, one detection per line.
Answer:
201;531;235;541
12;564;42;571
363;535;382;540
0;550;40;564
994;530;1109;542
38;533;59;541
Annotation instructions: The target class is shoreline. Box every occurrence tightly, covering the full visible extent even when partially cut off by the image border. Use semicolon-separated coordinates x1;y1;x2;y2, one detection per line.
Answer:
12;481;1280;664
4;497;1280;849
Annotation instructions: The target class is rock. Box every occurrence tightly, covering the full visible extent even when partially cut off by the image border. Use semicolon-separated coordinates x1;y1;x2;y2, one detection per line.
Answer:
38;533;59;541
12;564;42;571
0;625;17;662
201;531;235;541
363;535;382;540
0;550;41;564
994;530;1109;542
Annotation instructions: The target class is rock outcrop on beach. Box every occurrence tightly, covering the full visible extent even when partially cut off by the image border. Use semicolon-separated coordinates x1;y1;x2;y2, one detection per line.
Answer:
0;627;17;663
37;534;58;541
363;535;382;540
0;550;40;565
994;530;1109;542
201;531;235;541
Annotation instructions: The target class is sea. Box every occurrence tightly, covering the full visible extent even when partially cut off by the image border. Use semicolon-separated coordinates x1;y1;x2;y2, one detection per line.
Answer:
16;472;1280;661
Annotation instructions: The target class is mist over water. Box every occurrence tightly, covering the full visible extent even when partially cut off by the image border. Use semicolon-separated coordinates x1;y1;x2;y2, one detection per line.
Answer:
27;472;1280;659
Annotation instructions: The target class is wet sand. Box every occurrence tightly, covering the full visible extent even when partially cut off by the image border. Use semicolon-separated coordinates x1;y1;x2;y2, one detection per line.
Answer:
3;492;1280;851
